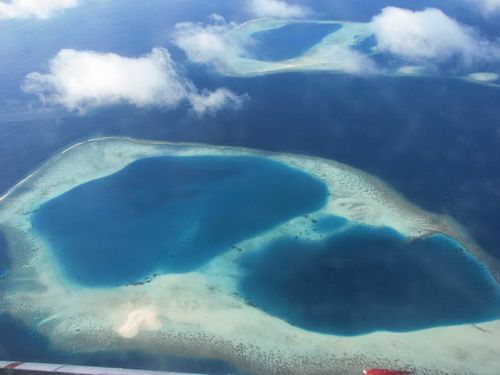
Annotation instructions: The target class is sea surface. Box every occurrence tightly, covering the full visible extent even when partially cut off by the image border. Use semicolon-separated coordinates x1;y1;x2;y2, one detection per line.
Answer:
1;0;500;372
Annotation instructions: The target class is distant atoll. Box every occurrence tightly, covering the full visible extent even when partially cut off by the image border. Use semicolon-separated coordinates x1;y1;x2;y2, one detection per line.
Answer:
190;18;500;88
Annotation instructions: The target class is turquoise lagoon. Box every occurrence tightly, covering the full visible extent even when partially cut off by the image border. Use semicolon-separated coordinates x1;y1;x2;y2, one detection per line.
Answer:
239;223;500;335
250;23;342;61
31;155;327;286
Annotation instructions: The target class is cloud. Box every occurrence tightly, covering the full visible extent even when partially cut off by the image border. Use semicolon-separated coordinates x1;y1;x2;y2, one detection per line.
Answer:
0;0;81;20
370;7;491;63
172;17;250;71
189;88;247;116
311;45;378;74
247;0;311;19
23;48;246;115
23;48;189;111
466;0;500;15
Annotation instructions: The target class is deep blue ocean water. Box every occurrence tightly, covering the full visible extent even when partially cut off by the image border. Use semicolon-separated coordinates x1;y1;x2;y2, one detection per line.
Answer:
239;224;500;335
31;155;327;286
1;0;500;370
250;23;341;61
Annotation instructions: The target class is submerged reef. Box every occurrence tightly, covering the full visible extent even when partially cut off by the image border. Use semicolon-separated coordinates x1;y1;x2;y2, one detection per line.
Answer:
0;137;500;374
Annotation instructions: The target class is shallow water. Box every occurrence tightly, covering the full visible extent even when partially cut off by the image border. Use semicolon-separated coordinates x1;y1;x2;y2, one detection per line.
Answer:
0;230;9;278
0;314;241;374
239;223;500;335
250;23;342;61
315;215;349;232
31;155;327;286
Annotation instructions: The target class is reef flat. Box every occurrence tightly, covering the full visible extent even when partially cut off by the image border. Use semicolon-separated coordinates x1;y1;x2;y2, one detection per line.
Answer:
1;137;500;374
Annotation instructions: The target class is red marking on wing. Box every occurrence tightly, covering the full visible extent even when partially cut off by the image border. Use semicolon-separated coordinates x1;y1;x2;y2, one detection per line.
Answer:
4;362;23;369
363;368;413;375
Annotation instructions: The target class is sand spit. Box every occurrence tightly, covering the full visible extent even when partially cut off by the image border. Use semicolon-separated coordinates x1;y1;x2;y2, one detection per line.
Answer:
118;307;161;339
1;137;499;375
467;72;499;83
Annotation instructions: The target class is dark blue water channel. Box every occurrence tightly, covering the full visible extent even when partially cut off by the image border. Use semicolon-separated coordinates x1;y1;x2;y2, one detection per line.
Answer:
31;155;327;286
250;23;342;61
239;222;500;335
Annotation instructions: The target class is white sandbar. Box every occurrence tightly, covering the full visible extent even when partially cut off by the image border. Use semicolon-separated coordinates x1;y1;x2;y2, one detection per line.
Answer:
466;72;499;83
118;307;161;339
396;66;427;75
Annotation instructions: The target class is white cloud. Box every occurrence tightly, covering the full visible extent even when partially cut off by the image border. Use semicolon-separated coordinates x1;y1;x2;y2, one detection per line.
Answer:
23;48;188;111
23;48;246;115
189;88;247;116
466;0;500;15
172;18;249;71
208;13;226;23
371;7;490;63
247;0;310;19
311;45;378;74
0;0;80;20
